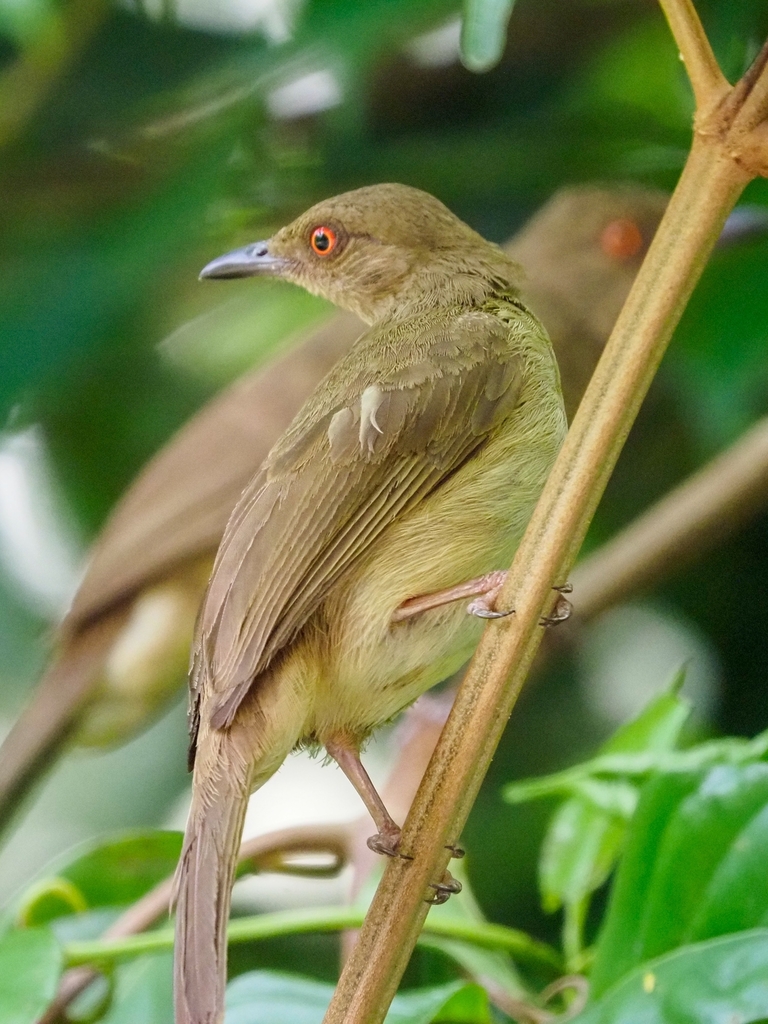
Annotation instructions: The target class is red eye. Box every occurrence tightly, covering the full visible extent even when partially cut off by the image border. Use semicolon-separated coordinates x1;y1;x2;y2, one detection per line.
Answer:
310;226;337;256
600;218;644;261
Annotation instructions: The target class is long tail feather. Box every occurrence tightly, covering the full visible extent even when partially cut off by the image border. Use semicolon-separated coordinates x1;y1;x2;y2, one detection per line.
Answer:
173;733;253;1024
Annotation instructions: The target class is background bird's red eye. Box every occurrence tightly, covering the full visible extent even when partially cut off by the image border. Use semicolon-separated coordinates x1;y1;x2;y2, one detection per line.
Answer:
600;218;644;261
311;226;337;255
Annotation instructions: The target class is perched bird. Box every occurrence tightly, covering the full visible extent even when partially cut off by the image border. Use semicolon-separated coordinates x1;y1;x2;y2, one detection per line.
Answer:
173;183;567;1023
0;185;669;834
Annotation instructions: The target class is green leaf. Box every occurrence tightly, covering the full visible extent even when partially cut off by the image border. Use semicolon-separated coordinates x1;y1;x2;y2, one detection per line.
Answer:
0;928;63;1024
504;679;690;804
600;671;690;756
571;930;768;1024
55;831;183;911
99;953;174;1024
520;682;690;962
592;764;768;996
460;0;517;72
12;831;183;931
539;782;635;913
225;973;487;1024
691;801;768;940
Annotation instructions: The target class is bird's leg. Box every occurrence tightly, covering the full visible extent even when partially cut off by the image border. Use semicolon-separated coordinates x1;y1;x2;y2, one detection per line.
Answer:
325;737;409;858
393;575;574;626
391;570;512;623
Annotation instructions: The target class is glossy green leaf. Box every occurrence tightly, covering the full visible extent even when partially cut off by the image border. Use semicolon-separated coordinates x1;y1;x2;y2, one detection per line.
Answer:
58;831;183;909
460;0;517;72
13;832;184;926
601;672;690;756
539;781;635;913
0;927;62;1024
516;683;689;940
225;973;487;1024
572;930;768;1024
592;764;768;996
690;801;768;940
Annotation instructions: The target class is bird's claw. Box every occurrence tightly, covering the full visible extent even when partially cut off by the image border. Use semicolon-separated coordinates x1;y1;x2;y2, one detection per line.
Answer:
426;875;463;905
445;843;465;858
367;827;411;859
468;598;514;619
540;593;572;627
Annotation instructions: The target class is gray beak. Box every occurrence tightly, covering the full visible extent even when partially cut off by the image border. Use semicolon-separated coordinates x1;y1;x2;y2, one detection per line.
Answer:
199;241;290;280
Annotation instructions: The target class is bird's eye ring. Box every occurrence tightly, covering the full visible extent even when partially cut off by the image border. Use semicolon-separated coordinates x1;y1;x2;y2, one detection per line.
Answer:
310;226;337;256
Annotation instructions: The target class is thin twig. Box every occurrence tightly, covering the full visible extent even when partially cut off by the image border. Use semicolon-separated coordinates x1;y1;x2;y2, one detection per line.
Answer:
657;0;728;109
61;908;562;972
322;10;766;1021
570;415;768;621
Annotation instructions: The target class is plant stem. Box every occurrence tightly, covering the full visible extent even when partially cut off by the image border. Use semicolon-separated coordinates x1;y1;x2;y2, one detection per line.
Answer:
657;0;728;107
563;900;587;974
322;75;756;1024
62;905;561;973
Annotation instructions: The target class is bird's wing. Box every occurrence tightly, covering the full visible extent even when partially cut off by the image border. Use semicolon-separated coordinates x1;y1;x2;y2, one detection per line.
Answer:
191;306;530;737
68;313;362;628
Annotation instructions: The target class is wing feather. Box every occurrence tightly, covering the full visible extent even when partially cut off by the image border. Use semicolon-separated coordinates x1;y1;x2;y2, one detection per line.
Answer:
190;308;527;737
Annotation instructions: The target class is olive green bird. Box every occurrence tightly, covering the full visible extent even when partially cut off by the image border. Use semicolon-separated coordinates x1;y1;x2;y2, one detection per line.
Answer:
0;185;673;840
173;184;566;1024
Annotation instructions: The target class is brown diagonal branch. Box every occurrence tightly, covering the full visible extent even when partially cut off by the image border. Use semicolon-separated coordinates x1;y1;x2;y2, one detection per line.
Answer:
659;0;729;108
657;0;728;109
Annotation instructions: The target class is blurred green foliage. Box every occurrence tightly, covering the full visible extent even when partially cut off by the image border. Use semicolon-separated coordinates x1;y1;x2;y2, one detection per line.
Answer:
1;0;768;1020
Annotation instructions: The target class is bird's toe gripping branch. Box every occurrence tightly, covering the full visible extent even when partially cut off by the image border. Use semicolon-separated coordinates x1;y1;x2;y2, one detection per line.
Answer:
426;872;463;906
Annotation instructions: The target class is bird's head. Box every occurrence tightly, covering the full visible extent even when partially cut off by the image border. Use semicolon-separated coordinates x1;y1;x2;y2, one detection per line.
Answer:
200;184;522;323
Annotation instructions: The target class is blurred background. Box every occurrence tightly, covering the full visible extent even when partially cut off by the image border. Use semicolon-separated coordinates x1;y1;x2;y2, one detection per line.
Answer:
0;0;767;971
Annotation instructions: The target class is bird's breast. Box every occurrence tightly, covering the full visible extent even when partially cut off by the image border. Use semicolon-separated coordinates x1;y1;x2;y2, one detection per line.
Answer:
304;377;565;743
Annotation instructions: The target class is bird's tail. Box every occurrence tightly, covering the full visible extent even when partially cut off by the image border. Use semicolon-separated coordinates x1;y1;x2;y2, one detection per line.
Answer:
0;613;123;837
173;730;255;1024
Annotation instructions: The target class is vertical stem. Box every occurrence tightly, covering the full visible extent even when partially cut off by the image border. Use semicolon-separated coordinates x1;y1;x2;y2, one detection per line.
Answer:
563;899;586;974
323;139;748;1024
